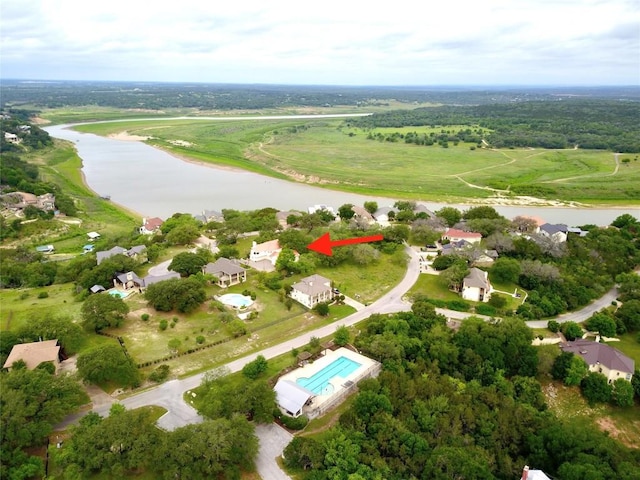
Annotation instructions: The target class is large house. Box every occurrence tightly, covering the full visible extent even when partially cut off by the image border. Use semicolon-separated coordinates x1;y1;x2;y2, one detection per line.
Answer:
114;270;181;290
140;217;164;235
351;205;375;224
538;223;568;243
372;206;398;225
461;267;492;302
3;340;60;372
290;274;334;309
249;239;283;265
442;228;482;244
96;245;147;265
203;258;247;287
560;339;634;383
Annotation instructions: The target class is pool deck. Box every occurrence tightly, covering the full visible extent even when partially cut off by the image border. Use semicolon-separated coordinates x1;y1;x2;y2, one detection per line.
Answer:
278;347;380;416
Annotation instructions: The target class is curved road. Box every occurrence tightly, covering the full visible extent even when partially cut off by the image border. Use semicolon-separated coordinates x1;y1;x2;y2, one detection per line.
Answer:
59;245;621;478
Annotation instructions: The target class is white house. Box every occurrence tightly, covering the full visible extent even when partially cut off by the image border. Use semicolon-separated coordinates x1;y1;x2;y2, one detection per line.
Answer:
442;228;482;244
461;267;492;302
372;206;398;226
538;223;568;243
560;339;634;383
249;239;283;265
290;274;334;309
140;217;164;235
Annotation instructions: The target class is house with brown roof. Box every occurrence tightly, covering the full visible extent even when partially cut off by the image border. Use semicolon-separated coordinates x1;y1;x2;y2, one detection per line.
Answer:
3;340;60;372
290;274;334;309
203;258;247;287
560;339;634;383
442;228;482;244
351;205;375;224
140;217;164;235
461;267;492;302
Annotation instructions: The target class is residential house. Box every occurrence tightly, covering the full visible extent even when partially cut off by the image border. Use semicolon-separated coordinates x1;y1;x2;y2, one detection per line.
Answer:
87;231;101;242
142;271;181;288
90;285;106;294
36;193;56;210
140;217;164;235
96;246;128;265
372;206;398;225
203;258;247;287
1;191;56;212
290;274;334;309
538;223;568;243
440;239;473;256
194;209;224;224
127;245;148;263
461;267;492;302
249;239;283;265
4;132;20;144
308;204;335;215
560;339;634;383
3;340;60;372
472;249;499;267
351;205;375;224
276;210;300;229
521;465;551;480
413;204;436;218
442;228;482;244
114;271;144;290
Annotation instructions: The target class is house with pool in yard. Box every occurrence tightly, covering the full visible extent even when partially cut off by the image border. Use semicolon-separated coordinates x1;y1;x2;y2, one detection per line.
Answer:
274;347;381;419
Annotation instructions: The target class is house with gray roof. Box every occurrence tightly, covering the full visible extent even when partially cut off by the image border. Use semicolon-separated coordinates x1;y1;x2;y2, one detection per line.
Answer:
274;379;314;418
203;258;247;287
560;339;634;383
372;206;398;225
539;223;569;243
461;267;492;302
290;274;334;309
142;271;181;288
97;245;147;265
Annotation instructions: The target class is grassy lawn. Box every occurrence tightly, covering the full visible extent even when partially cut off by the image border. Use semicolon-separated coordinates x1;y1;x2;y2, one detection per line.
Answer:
407;274;462;302
72;119;640;205
605;332;640;365
541;379;640;449
0;284;82;331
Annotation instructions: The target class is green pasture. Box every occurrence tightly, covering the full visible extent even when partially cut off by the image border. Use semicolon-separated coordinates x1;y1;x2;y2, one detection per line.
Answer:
74;117;638;204
606;333;640;365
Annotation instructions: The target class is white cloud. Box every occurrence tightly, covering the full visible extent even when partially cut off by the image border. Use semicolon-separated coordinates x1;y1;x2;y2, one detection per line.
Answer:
1;0;638;85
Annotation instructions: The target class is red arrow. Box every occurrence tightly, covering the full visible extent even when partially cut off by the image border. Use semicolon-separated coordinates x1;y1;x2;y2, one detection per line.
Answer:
307;233;384;256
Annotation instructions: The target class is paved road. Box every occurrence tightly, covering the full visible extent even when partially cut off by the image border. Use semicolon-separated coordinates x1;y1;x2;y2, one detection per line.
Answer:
58;244;624;478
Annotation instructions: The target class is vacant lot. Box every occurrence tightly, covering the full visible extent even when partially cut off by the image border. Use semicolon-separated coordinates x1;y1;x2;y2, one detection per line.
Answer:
75;118;639;205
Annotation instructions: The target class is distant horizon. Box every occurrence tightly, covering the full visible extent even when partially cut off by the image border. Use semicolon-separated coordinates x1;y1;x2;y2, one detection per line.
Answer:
2;78;639;90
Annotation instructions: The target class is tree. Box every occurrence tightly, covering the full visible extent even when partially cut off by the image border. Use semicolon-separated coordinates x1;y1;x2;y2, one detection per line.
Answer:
81;294;130;332
338;203;355;220
511;215;539;233
242;355;268;379
144;277;206;313
351;243;380;265
580;372;612;405
564;355;588;386
615;300;640;332
491;257;521;284
584;312;617;338
334;325;350;346
463;205;503;220
611;378;634;407
552;351;574;380
77;344;140;388
410;220;440;245
275;247;298;273
436;207;462;227
440;263;469;291
166;224;200;245
562;321;583;341
169;252;207;277
364;201;378;214
314;302;330;316
18;314;84;354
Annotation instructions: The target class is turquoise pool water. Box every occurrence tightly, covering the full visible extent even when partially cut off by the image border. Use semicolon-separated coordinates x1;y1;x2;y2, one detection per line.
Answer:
296;356;361;395
219;293;253;308
108;289;130;299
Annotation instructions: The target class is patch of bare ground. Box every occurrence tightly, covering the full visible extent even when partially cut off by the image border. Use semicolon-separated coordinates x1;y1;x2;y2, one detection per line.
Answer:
596;417;640;449
30;116;50;125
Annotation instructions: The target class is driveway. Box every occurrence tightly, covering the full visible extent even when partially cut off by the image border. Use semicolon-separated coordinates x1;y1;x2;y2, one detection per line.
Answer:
255;424;293;480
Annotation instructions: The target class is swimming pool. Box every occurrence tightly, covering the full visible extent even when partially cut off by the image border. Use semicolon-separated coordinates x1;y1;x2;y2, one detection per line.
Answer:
108;289;130;299
296;356;361;395
219;293;254;309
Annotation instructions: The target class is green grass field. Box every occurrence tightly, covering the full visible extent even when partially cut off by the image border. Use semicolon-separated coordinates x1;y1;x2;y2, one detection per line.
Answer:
73;118;640;205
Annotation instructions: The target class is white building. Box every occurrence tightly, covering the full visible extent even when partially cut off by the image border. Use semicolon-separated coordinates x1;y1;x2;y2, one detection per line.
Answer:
290;274;334;309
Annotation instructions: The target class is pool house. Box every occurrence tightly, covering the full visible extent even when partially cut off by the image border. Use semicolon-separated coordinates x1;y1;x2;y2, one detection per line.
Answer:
274;347;381;419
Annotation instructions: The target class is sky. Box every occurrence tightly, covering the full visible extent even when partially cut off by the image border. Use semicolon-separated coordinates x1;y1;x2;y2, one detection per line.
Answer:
1;0;639;86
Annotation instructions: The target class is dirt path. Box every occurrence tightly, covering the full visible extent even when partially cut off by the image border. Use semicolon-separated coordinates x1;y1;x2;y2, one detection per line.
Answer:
544;152;620;184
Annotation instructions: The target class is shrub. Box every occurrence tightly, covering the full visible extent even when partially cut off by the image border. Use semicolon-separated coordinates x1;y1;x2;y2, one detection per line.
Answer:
280;414;309;430
547;320;560;333
159;319;168;331
242;355;268;379
475;304;497;316
37;291;49;299
227;319;247;338
141;313;150;321
488;294;507;309
148;364;170;383
195;335;205;344
314;302;330;316
446;300;470;312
